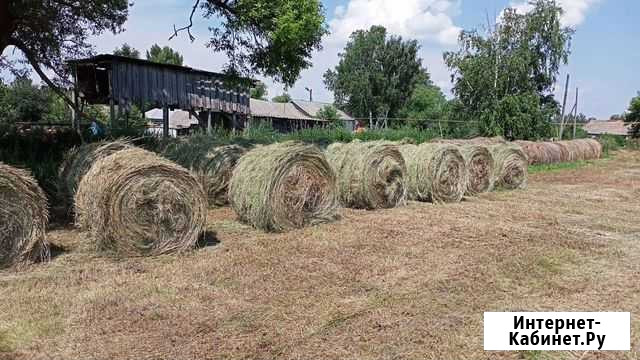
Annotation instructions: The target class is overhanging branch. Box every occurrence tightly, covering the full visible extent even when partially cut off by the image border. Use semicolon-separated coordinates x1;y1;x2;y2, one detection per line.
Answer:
169;0;200;42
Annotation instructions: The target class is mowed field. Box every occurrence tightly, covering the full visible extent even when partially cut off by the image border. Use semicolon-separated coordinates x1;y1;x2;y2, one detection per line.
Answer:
1;151;639;360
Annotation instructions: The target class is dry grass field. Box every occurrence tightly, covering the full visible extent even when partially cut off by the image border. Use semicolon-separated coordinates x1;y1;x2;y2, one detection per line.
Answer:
1;151;639;360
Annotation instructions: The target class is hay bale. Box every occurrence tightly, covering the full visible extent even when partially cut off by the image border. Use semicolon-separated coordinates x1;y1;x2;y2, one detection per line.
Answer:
399;143;467;203
58;140;132;210
229;141;338;232
326;140;406;209
490;144;528;190
193;145;247;207
0;163;49;268
75;148;207;256
459;145;494;196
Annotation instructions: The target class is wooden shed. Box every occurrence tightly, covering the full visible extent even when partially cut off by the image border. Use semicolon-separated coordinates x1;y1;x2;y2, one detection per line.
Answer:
67;54;251;136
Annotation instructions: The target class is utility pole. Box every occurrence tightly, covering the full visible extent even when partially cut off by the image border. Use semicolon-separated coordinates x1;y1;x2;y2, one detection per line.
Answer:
558;73;570;140
304;87;313;102
573;87;579;139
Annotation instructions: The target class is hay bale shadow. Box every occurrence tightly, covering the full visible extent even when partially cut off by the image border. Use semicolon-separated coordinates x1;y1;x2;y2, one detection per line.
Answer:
196;231;220;249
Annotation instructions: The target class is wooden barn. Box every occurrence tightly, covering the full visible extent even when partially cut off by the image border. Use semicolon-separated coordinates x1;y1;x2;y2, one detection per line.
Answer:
67;54;251;136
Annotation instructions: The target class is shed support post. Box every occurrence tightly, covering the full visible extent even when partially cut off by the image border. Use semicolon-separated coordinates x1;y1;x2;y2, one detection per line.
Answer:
109;97;116;131
207;111;212;134
163;104;169;138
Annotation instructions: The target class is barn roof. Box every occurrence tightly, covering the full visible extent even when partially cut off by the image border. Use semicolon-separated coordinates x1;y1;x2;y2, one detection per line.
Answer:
68;54;227;79
250;99;317;121
291;100;354;120
583;120;630;136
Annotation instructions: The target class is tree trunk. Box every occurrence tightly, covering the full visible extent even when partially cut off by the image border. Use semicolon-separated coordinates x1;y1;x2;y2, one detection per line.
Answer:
0;0;14;54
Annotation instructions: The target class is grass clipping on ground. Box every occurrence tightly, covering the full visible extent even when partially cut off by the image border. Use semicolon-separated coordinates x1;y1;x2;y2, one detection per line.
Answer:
229;141;339;232
74;147;207;256
326;140;407;209
490;144;528;190
193;145;247;207
400;143;467;203
0;162;49;268
57;140;132;211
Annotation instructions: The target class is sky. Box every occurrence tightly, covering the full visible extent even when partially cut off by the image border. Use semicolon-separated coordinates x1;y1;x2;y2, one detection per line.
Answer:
4;0;639;119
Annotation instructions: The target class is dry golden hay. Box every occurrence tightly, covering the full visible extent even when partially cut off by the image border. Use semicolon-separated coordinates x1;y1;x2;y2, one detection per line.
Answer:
326;140;406;209
515;139;602;165
399;143;467;203
229;141;339;232
193;145;247;207
58;140;132;210
75;148;207;256
459;145;495;196
0;162;49;268
490;144;528;190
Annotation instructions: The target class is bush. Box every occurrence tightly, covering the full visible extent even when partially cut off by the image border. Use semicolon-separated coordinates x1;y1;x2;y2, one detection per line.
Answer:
598;134;625;157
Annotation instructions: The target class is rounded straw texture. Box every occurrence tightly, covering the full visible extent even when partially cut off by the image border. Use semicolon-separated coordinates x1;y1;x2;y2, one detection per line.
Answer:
326;140;407;209
193;145;247;207
400;143;467;203
514;139;602;165
75;148;207;256
0;163;49;268
58;140;132;209
229;141;339;232
490;144;528;190
459;145;495;195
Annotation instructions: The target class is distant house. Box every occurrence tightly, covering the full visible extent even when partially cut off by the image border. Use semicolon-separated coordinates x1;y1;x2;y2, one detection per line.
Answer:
145;109;199;137
249;99;355;133
583;120;631;137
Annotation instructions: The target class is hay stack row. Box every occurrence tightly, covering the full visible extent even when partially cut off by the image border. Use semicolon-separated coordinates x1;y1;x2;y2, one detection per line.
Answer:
514;139;602;165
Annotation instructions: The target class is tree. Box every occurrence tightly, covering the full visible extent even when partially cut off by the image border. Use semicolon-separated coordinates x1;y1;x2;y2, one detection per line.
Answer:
250;82;268;100
171;0;327;86
324;26;424;128
0;77;69;124
626;93;640;137
316;105;342;128
272;93;292;103
0;0;129;108
444;0;573;140
146;44;184;66
113;43;140;59
399;82;448;129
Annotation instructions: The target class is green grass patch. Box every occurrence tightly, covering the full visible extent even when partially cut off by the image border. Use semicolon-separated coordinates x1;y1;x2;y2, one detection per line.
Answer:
528;160;593;174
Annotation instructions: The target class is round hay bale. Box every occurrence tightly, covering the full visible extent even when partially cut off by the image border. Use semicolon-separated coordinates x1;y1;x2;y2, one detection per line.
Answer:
58;140;132;210
193;145;247;207
459;145;495;196
490;144;528;190
75;148;207;256
229;141;338;232
326;140;406;209
0;163;49;268
399;143;467;203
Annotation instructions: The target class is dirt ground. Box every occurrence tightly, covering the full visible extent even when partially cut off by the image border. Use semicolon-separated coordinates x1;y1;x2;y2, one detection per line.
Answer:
1;151;639;360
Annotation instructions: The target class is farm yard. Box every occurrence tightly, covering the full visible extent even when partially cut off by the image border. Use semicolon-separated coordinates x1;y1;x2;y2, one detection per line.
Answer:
1;145;639;359
2;0;640;358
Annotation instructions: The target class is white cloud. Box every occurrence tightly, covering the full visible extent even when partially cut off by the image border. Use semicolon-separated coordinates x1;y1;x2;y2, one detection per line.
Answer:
328;0;462;46
508;0;600;27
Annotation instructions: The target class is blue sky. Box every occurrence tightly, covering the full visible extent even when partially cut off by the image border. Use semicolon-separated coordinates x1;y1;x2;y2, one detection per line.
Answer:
4;0;639;119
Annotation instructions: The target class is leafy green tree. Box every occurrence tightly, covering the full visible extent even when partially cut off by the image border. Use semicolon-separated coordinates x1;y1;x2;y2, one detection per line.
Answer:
250;82;269;100
113;43;141;59
443;0;573;140
146;44;184;66
316;105;342;128
324;26;424;128
272;93;292;103
0;77;70;124
626;93;640;137
172;0;327;86
0;0;128;108
399;82;447;129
